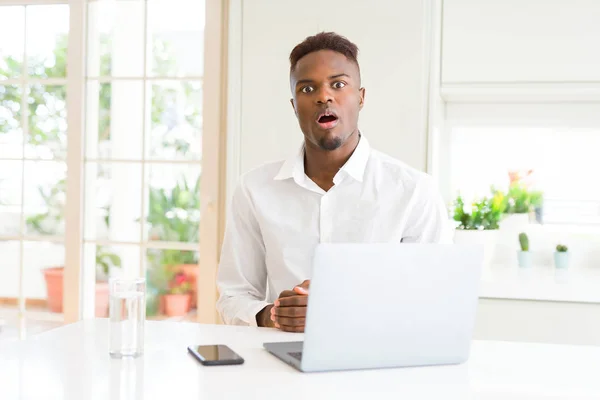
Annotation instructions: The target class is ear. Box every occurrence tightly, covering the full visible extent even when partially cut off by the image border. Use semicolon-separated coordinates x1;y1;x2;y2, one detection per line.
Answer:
359;87;366;110
290;98;298;117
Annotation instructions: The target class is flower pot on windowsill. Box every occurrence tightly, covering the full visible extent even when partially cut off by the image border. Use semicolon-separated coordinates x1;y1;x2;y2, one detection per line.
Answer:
501;213;531;231
178;264;198;309
43;267;64;313
163;294;191;317
42;266;113;317
517;251;532;268
554;252;570;269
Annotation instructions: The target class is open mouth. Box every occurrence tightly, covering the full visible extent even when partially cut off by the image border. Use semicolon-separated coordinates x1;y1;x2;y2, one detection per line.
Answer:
316;111;339;129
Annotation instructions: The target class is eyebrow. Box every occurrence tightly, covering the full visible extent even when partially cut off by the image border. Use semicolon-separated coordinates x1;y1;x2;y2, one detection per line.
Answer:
295;73;351;87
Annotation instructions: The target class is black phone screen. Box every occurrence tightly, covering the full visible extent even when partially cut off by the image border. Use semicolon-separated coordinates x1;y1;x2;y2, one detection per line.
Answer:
188;345;244;365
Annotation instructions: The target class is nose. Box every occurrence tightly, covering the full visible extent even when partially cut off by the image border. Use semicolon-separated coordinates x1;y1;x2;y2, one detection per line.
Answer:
315;86;334;104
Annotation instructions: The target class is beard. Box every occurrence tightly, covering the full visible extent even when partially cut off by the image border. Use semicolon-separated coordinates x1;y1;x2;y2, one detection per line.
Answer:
318;136;343;151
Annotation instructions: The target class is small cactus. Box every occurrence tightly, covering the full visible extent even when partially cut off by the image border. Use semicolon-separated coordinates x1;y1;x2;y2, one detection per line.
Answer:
556;244;568;253
518;233;529;252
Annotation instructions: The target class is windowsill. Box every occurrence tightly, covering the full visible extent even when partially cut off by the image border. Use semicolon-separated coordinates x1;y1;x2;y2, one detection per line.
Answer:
479;264;600;304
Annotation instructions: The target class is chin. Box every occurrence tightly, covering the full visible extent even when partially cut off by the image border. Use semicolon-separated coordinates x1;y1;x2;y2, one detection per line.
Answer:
318;136;343;151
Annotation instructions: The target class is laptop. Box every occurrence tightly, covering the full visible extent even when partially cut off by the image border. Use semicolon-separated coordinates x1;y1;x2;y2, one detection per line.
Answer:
263;243;483;372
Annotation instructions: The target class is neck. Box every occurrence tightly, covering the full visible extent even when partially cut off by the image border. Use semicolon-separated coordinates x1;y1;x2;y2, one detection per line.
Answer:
304;130;360;186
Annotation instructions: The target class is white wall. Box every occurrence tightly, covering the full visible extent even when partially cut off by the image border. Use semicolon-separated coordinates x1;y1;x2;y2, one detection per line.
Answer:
233;0;430;179
442;0;600;84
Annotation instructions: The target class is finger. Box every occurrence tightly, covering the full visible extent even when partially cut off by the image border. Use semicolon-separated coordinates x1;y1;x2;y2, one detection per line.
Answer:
275;316;306;327
277;290;296;299
276;295;308;307
273;306;306;318
298;279;310;289
293;286;309;295
278;324;305;333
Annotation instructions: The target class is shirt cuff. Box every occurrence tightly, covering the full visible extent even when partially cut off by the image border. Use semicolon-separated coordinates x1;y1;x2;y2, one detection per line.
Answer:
246;300;271;327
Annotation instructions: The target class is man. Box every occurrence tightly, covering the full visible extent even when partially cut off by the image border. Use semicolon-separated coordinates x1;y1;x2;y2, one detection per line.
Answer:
216;32;453;332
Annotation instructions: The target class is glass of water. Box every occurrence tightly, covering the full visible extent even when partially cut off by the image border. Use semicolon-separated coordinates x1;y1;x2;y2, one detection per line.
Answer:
109;277;146;358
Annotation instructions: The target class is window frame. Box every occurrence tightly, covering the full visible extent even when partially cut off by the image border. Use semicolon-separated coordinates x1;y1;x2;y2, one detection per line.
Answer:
0;0;227;333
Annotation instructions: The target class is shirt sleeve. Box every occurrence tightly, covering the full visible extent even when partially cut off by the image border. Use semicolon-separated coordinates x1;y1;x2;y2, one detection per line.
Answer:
401;175;455;244
216;178;269;326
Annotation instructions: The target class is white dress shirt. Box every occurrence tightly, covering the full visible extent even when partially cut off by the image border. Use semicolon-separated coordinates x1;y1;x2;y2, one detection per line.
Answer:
216;135;454;326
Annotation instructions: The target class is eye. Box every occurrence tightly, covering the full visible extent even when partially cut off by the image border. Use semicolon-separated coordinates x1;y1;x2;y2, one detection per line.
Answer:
301;86;314;94
332;81;346;89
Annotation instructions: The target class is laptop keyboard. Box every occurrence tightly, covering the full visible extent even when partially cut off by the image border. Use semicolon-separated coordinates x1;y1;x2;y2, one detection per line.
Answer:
288;351;303;361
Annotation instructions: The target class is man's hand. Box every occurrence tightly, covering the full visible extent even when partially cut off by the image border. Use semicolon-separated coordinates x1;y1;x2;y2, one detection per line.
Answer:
271;280;310;332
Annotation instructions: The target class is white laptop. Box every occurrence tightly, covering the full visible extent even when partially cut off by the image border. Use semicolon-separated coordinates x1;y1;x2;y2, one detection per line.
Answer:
263;243;483;372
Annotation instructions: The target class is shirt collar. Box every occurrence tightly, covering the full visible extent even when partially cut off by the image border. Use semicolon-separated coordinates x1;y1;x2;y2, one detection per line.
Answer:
273;143;305;182
274;134;371;183
338;134;370;182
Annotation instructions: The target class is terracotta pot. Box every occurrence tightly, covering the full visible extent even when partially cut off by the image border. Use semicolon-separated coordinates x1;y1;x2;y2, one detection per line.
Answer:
163;294;191;317
43;267;111;317
95;282;110;317
177;264;198;308
43;267;64;313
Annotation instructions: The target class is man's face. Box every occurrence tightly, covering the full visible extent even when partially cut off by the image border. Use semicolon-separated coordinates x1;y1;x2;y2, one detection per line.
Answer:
290;50;365;151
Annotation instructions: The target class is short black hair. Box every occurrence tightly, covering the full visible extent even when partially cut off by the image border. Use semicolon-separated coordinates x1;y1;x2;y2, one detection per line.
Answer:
289;32;360;75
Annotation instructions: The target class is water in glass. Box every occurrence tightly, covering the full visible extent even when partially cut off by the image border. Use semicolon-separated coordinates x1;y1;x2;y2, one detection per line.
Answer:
109;278;145;358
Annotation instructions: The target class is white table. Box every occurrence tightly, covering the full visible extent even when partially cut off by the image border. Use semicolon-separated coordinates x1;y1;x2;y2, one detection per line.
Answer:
1;320;600;399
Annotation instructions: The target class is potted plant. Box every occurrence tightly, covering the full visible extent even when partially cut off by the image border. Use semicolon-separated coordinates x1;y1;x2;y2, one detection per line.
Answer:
146;177;200;313
452;190;504;267
27;180;122;316
554;244;570;269
517;232;532;268
163;272;192;317
501;170;544;225
41;247;121;316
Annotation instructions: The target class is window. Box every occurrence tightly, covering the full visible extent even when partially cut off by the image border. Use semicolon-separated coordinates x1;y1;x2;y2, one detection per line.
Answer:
0;0;209;340
84;0;205;320
442;103;600;226
0;3;70;339
435;101;600;275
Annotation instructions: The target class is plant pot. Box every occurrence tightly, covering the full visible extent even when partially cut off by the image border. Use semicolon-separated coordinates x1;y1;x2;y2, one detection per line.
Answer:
453;229;499;267
95;282;110;317
179;264;198;309
163;294;191;317
501;213;530;232
517;251;532;268
43;267;112;317
43;267;64;313
554;252;570;269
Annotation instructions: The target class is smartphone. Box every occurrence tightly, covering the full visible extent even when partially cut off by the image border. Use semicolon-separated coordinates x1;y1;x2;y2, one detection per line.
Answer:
187;345;245;366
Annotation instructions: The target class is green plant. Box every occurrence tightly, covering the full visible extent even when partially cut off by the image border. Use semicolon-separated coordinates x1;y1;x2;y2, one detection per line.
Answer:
519;233;529;252
503;184;544;214
27;192;121;280
95;246;122;281
147;176;200;266
26;179;66;235
145;176;199;316
453;190;505;230
556;244;568;253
